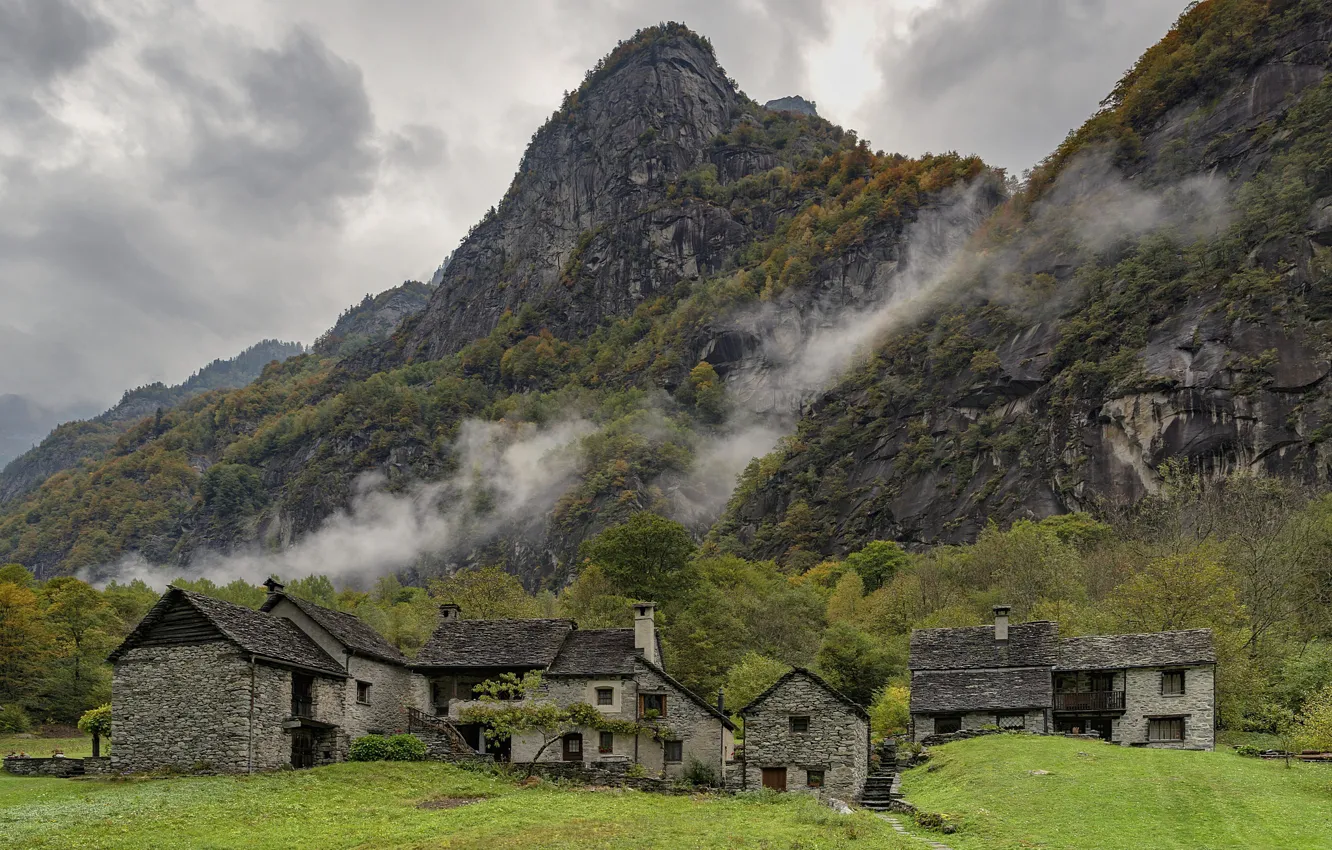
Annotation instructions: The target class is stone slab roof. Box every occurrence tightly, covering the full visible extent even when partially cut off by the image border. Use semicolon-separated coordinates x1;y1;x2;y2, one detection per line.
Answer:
109;588;346;677
909;621;1059;670
1056;629;1215;670
738;668;870;720
910;667;1053;713
415;617;576;668
261;592;407;666
546;628;662;676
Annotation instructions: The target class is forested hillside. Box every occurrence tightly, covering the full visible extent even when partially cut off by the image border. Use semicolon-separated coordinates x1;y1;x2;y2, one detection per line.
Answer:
720;0;1332;561
0;339;304;507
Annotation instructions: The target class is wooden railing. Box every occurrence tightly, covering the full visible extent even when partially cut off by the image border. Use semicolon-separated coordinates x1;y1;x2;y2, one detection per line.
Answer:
291;696;313;718
1054;691;1125;712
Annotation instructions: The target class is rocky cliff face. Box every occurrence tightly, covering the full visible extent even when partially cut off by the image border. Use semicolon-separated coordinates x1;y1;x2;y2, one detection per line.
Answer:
718;4;1332;560
405;34;748;360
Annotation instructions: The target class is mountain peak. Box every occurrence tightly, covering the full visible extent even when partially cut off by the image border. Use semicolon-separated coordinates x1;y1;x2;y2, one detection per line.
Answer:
404;24;745;361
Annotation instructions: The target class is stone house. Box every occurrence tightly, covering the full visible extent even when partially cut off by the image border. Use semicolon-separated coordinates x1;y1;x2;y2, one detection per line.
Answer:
109;581;417;773
908;606;1216;749
416;601;736;781
737;668;869;800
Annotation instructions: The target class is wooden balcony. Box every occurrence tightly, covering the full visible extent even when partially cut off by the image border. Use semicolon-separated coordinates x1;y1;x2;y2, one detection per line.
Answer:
1054;691;1125;712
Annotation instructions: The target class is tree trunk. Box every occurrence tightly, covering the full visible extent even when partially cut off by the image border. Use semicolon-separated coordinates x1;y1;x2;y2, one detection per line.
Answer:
92;733;100;758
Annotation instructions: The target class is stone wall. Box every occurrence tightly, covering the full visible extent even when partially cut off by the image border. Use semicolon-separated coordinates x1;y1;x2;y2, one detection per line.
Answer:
344;656;421;738
1120;665;1215;749
82;757;112;775
741;672;868;800
911;708;1048;741
112;641;350;773
497;665;732;783
3;757;87;777
112;642;254;773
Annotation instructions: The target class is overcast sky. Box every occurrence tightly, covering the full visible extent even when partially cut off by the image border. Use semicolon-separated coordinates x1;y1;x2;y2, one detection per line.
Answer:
0;0;1187;413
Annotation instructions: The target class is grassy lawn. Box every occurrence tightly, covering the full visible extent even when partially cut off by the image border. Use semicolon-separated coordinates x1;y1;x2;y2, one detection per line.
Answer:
1;733;99;759
0;761;909;849
900;735;1332;850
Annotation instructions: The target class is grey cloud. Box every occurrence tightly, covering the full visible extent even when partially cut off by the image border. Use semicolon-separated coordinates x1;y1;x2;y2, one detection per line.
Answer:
0;0;111;84
385;124;448;171
159;28;380;226
864;0;1188;172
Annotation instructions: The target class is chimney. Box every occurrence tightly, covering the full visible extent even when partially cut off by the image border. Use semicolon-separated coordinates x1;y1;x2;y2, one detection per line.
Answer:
993;605;1011;642
439;603;461;622
633;602;658;666
263;577;285;599
717;687;725;715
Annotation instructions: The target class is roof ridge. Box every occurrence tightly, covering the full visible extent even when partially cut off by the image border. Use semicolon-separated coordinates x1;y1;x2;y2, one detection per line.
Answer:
737;667;869;720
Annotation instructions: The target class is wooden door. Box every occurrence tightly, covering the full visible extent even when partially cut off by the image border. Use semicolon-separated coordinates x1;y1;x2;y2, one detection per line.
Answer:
761;767;787;791
562;733;583;762
291;730;315;769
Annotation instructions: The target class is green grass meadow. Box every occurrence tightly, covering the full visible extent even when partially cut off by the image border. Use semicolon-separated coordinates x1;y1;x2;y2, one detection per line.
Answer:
900;735;1332;850
0;761;906;849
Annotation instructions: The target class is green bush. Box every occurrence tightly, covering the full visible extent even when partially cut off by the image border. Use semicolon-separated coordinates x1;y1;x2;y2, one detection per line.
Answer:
349;733;426;762
348;735;392;762
1234;744;1261;757
386;733;427;761
682;757;718;786
0;704;30;733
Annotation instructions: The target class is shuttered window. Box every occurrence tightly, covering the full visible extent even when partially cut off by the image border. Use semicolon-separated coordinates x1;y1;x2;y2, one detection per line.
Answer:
1161;671;1185;696
1149;717;1185;742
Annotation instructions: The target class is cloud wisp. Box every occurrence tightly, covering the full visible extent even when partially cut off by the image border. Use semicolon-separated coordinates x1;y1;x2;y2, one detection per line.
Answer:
86;418;592;589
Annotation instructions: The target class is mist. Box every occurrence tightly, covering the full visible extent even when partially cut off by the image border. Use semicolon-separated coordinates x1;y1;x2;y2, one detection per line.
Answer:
84;418;592;589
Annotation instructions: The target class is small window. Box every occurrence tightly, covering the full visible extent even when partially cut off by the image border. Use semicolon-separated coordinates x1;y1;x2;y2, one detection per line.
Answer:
565;735;582;754
789;715;810;733
356;681;371;705
1162;671;1185;696
664;740;683;762
640;693;667;718
596;687;614;706
935;715;962;734
806;769;825;788
599;731;614;754
1149;717;1185;742
997;713;1025;730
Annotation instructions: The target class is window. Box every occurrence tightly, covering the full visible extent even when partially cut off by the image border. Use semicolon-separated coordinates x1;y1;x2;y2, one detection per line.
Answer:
565;735;581;754
789;715;810;733
596;687;614;706
599;731;614;754
356;681;371;705
1149;717;1185;742
640;693;667;718
663;740;683;762
291;673;313;718
1162;671;1185;696
806;770;825;788
997;713;1025;730
935;715;962;734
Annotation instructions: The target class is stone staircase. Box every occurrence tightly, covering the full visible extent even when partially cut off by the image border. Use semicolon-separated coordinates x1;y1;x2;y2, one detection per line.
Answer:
858;741;902;812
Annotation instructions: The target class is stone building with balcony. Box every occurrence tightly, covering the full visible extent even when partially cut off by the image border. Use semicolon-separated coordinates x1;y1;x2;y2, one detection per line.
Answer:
908;606;1216;750
108;581;420;773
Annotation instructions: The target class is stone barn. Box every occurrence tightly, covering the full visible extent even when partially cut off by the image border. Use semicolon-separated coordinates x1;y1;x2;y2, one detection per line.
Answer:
108;583;423;773
737;668;869;800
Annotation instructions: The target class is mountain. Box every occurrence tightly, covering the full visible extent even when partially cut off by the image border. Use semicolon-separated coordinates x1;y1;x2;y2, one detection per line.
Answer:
0;396;99;469
0;23;993;581
0;340;305;506
313;280;435;357
763;96;818;117
5;5;1328;586
715;0;1332;561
